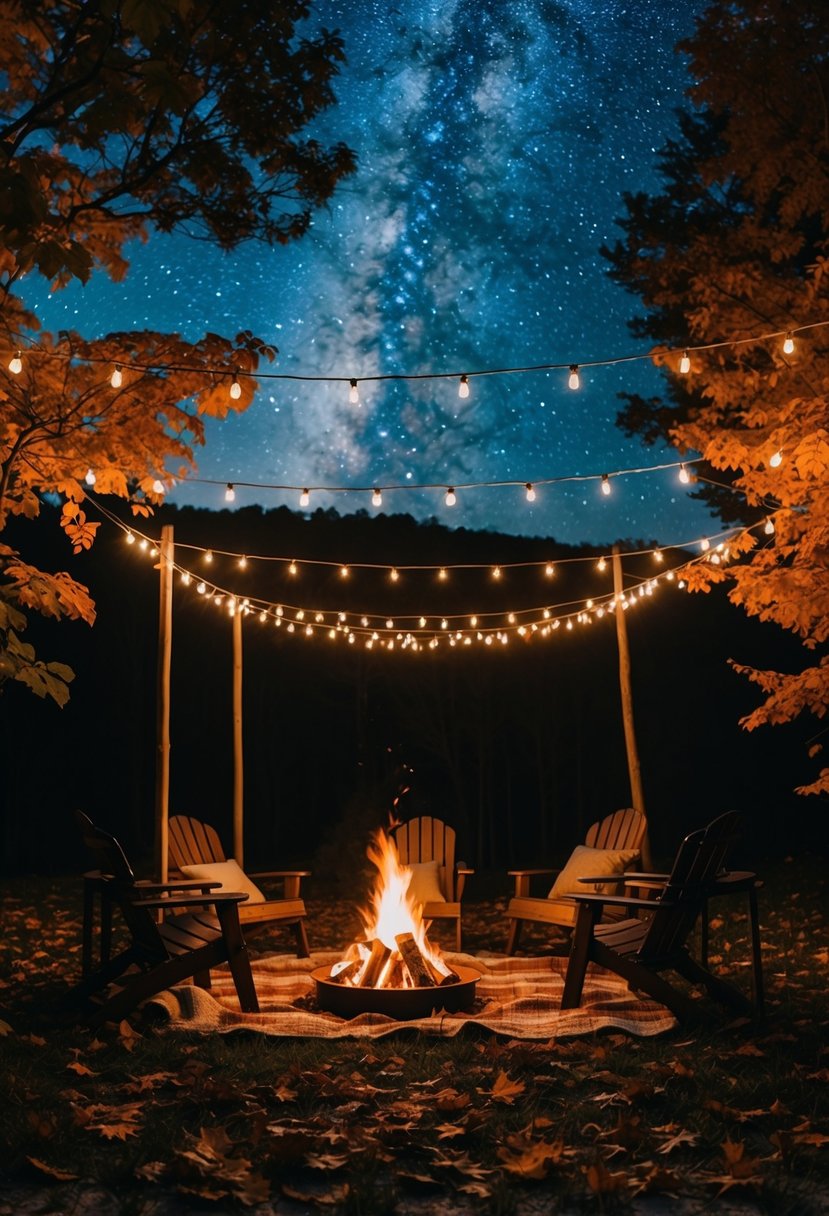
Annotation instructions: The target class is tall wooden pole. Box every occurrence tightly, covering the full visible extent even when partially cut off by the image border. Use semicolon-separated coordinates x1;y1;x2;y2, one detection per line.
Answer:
232;606;244;867
612;545;652;867
154;524;174;882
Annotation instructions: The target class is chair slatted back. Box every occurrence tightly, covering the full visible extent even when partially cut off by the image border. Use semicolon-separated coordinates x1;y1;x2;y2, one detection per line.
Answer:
586;808;646;853
638;811;743;961
169;815;226;871
393;816;457;900
75;811;167;963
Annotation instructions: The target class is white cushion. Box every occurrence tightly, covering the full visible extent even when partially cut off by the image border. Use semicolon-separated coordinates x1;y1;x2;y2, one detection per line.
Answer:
548;845;639;899
180;858;265;904
406;860;446;905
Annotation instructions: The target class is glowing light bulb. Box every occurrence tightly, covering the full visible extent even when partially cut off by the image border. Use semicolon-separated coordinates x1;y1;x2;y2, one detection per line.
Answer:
299;488;310;507
783;332;794;355
601;473;611;496
110;364;123;388
181;572;191;585
371;488;382;507
597;556;607;572
764;518;775;535
126;532;135;545
441;618;448;629
679;350;691;374
139;538;148;550
769;449;783;468
8;351;22;374
288;561;297;575
678;463;690;484
225;483;236;502
204;550;213;563
152;479;165;495
349;378;359;404
340;565;349;578
545;562;555;577
470;615;478;627
458;374;470;399
230;373;242;400
390;567;399;582
238;555;247;569
386;618;394;629
445;487;456;506
700;538;710;552
653;547;663;562
84;468;96;486
568;364;580;390
438;567;448;581
197;581;206;594
492;566;502;580
525;482;536;502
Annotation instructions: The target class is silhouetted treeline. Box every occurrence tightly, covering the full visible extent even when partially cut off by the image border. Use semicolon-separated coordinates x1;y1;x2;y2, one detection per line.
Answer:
1;502;825;880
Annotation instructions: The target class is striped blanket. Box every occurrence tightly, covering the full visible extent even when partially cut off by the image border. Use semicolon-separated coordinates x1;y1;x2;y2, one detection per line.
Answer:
147;951;677;1039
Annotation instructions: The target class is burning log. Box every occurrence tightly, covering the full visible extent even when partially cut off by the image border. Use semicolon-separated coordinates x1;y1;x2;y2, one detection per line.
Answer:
328;960;358;985
359;939;392;988
395;932;437;987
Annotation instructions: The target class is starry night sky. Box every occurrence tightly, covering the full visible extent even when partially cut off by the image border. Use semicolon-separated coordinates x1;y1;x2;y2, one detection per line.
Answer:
27;0;714;548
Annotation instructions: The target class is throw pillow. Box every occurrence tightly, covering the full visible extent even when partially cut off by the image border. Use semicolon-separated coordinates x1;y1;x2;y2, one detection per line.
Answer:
180;858;266;903
548;845;639;899
406;860;446;906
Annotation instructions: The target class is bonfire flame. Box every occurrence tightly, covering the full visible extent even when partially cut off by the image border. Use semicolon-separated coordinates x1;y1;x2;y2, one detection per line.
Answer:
335;828;453;989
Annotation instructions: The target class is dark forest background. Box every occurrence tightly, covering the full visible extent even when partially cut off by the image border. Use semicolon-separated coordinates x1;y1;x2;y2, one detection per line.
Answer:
2;502;826;885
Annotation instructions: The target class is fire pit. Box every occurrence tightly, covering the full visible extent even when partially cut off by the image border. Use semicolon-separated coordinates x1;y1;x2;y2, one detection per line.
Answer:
312;827;480;1019
312;963;479;1020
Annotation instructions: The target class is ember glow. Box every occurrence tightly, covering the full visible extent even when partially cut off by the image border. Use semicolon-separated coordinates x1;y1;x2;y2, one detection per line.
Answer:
332;829;454;990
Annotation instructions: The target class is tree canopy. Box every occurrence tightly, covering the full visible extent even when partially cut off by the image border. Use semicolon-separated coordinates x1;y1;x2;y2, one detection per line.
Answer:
0;0;355;704
602;0;829;795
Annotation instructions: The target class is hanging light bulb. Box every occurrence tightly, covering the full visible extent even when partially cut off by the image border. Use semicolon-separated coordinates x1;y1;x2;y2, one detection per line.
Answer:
445;487;456;506
340;565;350;578
238;555;247;569
783;332;795;355
288;560;297;575
597;556;607;572
8;351;22;374
769;449;783;468
492;566;502;580
197;581;206;594
458;374;470;399
545;562;555;577
678;463;690;484
299;488;310;507
764;517;775;535
126;532;135;545
601;473;611;496
653;547;663;563
349;378;359;404
700;537;710;551
371;488;383;507
229;372;242;400
84;468;96;486
525;482;536;502
389;567;400;582
438;567;448;581
225;483;236;502
679;350;691;374
568;364;580;390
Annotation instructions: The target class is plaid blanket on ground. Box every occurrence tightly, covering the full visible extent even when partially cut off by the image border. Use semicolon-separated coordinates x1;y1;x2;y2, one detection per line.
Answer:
146;952;677;1039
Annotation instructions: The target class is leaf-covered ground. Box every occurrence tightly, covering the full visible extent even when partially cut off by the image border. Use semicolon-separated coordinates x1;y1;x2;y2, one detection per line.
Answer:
1;859;827;1215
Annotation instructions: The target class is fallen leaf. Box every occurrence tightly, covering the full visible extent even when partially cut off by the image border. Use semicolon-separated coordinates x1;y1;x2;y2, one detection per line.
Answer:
497;1137;564;1180
26;1156;78;1181
489;1069;526;1104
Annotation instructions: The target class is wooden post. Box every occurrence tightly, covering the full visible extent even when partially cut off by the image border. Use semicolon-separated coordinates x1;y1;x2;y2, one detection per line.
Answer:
154;524;174;882
612;545;652;868
232;605;244;867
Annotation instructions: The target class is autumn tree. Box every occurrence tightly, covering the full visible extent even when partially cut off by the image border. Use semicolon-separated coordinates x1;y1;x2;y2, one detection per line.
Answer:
0;0;355;703
603;0;829;795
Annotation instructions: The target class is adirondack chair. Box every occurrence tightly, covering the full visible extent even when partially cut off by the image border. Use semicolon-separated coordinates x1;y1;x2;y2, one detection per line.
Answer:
391;816;473;950
168;815;310;957
561;810;754;1021
505;808;647;953
71;811;259;1028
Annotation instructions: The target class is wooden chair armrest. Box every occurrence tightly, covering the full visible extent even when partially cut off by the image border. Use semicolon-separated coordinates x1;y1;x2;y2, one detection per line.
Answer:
131;890;247;910
508;868;556;877
131;879;224;894
622;871;670;881
247;870;311;879
509;868;557;898
570;891;672;911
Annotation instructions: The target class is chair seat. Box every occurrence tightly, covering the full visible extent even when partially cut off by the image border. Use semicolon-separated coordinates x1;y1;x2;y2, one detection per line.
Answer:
421;900;461;920
237;898;306;925
506;895;577;929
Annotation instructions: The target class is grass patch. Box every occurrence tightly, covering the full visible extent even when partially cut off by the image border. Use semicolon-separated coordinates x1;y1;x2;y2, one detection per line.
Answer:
1;858;828;1213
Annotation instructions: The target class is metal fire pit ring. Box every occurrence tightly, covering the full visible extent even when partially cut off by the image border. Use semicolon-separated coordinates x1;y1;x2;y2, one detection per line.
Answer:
311;964;480;1020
